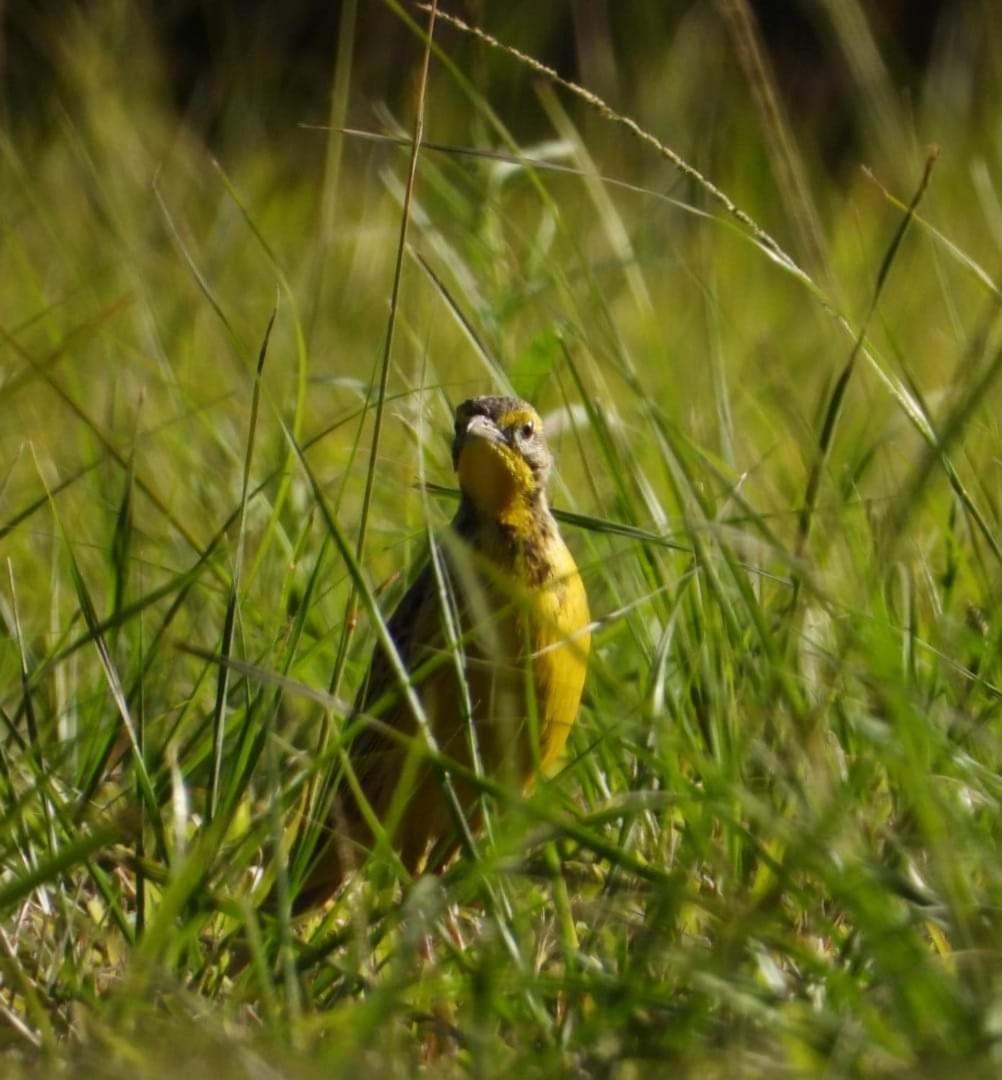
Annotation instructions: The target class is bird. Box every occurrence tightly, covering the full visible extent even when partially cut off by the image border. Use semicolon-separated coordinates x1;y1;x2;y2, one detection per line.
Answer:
295;395;590;909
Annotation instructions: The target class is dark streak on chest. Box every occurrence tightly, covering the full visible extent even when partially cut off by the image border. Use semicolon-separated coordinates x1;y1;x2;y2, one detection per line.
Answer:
453;496;559;588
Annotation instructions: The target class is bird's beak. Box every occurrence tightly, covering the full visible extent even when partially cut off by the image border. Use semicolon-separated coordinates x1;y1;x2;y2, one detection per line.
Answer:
453;411;515;474
462;414;505;446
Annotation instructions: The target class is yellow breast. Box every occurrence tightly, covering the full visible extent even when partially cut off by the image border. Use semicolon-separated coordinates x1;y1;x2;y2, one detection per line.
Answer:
422;527;590;785
533;534;590;773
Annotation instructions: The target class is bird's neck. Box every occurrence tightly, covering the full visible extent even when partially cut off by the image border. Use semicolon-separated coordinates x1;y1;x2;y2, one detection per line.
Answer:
454;492;557;586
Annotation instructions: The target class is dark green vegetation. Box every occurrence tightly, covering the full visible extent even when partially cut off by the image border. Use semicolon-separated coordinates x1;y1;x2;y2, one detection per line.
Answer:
3;2;1002;1075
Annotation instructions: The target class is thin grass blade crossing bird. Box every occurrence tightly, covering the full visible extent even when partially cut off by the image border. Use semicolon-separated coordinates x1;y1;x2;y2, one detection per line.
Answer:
297;395;590;908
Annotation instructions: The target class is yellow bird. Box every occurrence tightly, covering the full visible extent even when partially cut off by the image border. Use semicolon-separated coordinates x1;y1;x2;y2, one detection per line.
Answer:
298;395;590;908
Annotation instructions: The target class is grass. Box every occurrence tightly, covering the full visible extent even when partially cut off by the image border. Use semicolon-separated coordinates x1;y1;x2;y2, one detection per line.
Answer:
3;1;1002;1074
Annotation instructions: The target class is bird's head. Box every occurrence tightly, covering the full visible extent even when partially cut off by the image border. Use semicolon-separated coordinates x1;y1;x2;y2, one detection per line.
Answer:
452;396;552;530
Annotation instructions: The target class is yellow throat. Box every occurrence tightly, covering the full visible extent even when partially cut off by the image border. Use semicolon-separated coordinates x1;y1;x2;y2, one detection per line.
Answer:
456;433;537;533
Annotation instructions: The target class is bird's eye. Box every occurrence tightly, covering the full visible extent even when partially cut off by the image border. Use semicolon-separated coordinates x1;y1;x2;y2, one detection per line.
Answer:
518;421;535;440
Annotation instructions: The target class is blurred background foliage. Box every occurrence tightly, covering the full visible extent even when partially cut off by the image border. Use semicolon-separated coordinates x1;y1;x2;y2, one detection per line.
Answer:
3;1;1002;1075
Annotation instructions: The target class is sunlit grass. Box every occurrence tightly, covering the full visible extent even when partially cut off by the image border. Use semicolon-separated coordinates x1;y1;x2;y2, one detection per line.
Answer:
3;2;1002;1075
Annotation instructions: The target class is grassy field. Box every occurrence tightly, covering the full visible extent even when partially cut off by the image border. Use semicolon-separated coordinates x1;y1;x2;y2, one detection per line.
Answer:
3;2;1002;1075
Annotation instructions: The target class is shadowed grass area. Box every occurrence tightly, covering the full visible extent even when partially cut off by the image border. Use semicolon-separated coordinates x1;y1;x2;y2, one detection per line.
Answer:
3;1;1002;1075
